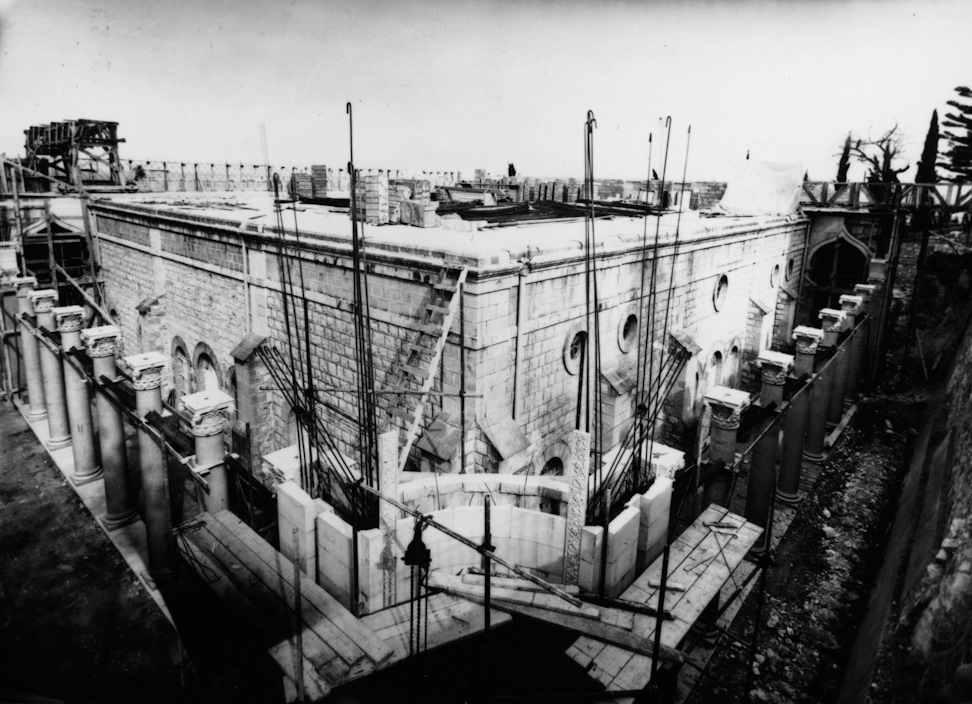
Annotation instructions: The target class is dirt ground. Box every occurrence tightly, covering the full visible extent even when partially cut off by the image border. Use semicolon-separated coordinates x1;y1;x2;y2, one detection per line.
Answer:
0;399;185;702
685;391;926;704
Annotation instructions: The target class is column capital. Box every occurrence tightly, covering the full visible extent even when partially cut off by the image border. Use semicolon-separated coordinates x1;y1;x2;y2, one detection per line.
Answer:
792;326;825;355
81;325;121;358
12;276;37;298
853;283;876;300
704;386;751;429
181;389;234;437
53;305;86;333
29;289;58;313
838;294;863;316
818;308;846;333
756;350;794;385
123;352;169;390
868;258;887;283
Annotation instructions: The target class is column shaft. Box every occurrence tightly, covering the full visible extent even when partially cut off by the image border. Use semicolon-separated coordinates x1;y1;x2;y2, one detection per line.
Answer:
36;309;71;449
14;281;46;420
93;354;137;529
745;352;792;552
56;307;101;486
126;352;175;585
826;332;852;427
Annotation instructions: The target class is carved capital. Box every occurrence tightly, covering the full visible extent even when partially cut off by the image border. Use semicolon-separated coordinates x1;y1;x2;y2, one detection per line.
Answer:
818;308;846;333
0;266;18;285
12;276;37;299
29;289;58;314
53;305;86;333
80;325;121;358
853;284;876;306
756;351;794;385
838;294;863;317
123;352;169;391
792;325;824;355
705;386;750;429
181;389;234;437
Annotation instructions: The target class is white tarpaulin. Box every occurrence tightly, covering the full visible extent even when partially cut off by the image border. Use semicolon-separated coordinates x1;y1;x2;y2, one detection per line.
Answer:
715;161;804;216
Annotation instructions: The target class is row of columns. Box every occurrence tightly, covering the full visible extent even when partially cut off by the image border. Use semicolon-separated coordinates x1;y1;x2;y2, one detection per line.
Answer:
10;276;234;585
703;283;876;551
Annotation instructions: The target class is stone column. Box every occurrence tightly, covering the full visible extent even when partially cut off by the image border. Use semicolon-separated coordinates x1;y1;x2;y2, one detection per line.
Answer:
12;277;46;420
777;326;824;504
702;386;750;508
124;352;173;585
849;284;876;398
746;351;793;551
563;429;592;586
82;325;138;530
182;389;234;513
827;294;862;426
804;309;845;462
377;429;399;607
30;289;71;449
54;305;102;486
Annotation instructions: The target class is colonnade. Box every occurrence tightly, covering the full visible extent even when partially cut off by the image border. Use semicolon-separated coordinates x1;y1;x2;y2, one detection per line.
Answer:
702;283;877;550
8;276;234;586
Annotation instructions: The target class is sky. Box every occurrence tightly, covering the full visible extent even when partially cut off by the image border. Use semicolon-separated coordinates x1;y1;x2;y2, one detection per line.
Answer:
0;0;969;183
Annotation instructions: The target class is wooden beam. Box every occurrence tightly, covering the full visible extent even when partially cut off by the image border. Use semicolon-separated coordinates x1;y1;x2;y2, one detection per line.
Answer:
53;263;113;324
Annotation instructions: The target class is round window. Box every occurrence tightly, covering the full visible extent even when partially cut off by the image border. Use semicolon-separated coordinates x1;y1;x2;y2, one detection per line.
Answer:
713;274;729;311
563;328;587;375
618;313;638;353
771;263;781;287
785;257;795;281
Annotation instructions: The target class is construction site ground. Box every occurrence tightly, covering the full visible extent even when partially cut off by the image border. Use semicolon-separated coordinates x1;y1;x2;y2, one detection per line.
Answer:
0;399;287;704
685;389;926;704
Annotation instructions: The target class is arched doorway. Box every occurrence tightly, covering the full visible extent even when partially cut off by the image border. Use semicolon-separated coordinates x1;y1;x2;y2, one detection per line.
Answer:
806;236;870;312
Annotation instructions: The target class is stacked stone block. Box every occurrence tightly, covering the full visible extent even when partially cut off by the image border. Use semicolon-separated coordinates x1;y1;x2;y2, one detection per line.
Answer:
310;165;328;199
354;172;389;225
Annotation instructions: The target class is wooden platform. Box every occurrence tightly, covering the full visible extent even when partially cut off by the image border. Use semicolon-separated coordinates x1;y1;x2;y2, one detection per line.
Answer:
179;510;393;701
359;592;512;665
566;505;762;699
430;573;684;664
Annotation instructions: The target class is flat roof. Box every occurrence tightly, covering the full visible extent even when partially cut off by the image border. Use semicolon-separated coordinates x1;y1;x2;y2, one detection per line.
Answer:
92;191;807;269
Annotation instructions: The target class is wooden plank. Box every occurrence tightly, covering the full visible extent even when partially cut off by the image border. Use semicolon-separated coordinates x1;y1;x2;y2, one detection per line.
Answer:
201;514;376;673
431;576;599;620
179;538;328;701
567;507;762;695
210;511;394;666
359;593;511;665
185;522;349;684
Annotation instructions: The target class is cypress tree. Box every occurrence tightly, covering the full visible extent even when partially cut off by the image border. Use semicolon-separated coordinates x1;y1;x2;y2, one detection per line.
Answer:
915;110;939;184
836;133;852;182
939;86;972;181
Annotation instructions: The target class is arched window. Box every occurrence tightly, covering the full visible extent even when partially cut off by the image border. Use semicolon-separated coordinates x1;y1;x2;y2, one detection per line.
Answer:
197;353;219;391
171;338;190;398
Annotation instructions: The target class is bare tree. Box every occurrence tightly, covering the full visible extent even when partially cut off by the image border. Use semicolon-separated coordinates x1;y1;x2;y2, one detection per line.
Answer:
849;125;910;184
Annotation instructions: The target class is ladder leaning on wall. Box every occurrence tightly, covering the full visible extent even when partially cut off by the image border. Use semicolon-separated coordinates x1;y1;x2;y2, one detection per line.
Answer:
387;266;468;471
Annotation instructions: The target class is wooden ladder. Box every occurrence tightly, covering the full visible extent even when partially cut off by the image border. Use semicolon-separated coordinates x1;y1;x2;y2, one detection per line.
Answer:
387;266;468;471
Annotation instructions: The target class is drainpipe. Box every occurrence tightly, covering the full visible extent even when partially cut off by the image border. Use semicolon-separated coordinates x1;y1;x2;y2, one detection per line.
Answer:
513;264;529;421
